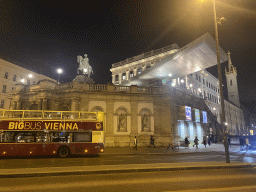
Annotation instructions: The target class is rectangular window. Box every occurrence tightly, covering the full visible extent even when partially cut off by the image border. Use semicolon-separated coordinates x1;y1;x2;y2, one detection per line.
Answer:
137;68;142;74
13;75;16;81
206;81;208;87
203;79;205;84
199;76;201;82
122;73;126;80
130;71;134;78
27;79;30;85
4;72;8;79
196;74;198;80
2;85;6;93
0;99;4;108
115;75;119;82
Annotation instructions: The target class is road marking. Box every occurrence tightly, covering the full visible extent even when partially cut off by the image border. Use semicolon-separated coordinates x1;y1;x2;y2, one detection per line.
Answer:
163;185;256;192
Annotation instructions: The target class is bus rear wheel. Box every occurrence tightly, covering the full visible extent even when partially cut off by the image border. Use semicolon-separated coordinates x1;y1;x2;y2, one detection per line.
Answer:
58;147;70;158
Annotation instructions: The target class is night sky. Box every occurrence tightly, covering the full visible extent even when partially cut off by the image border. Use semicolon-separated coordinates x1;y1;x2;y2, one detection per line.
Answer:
1;1;255;106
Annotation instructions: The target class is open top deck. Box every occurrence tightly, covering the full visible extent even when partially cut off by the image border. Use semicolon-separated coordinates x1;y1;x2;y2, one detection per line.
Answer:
0;109;104;122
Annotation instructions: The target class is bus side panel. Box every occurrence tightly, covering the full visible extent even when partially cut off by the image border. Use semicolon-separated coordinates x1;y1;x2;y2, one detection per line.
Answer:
69;143;104;155
0;143;104;157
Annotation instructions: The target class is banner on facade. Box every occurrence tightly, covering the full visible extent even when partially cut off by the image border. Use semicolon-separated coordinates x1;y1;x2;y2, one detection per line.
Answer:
177;106;192;121
193;108;200;122
202;111;207;123
185;106;191;121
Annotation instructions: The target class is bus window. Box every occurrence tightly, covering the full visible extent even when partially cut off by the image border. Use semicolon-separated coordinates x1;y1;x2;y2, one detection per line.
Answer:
74;132;92;142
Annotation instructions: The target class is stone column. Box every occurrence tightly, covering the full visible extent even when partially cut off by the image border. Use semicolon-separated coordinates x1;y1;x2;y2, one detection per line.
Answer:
42;99;47;110
134;68;138;76
10;101;17;110
126;71;129;80
71;99;79;111
105;100;115;146
130;101;138;135
38;99;42;110
112;75;115;84
16;101;21;110
118;73;122;85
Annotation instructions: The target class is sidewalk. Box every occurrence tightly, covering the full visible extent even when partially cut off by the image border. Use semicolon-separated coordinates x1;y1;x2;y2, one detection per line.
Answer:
0;144;252;178
102;143;242;156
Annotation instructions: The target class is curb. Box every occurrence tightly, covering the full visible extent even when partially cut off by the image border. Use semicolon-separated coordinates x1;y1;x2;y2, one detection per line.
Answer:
0;163;254;179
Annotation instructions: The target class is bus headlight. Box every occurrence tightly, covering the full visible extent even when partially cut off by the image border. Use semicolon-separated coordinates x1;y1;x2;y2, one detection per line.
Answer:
100;149;104;153
84;149;88;153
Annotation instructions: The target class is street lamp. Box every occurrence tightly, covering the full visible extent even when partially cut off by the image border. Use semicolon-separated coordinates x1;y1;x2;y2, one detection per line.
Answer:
208;0;230;163
57;68;63;84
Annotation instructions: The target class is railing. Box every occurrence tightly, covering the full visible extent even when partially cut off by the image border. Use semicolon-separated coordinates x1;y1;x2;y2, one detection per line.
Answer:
89;84;107;91
114;86;130;92
0;109;104;122
137;87;154;93
111;44;178;68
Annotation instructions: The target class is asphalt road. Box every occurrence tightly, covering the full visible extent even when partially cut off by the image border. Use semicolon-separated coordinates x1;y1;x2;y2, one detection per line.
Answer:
0;168;256;191
0;150;255;169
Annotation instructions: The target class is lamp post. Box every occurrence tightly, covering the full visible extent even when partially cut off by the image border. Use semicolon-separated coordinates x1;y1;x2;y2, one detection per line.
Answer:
212;0;230;163
57;68;63;84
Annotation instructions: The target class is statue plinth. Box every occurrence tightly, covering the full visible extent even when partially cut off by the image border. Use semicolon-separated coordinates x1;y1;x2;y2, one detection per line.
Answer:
73;75;94;83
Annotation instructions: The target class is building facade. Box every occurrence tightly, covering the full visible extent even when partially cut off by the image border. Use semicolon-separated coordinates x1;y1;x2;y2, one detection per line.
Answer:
110;49;246;137
9;79;225;146
0;58;56;109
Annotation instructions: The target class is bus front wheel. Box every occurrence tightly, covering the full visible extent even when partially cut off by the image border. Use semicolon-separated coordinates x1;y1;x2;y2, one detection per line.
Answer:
58;147;70;158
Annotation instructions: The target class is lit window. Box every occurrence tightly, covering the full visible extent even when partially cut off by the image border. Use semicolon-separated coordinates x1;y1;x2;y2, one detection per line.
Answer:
122;73;126;80
138;68;142;74
130;71;134;78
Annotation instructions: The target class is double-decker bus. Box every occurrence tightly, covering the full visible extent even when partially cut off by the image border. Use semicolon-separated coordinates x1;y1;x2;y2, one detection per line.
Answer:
0;109;104;158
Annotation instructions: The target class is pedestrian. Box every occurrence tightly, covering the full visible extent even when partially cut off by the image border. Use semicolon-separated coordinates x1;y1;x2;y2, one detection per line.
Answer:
133;136;137;150
228;137;231;148
203;136;207;148
194;137;199;149
185;137;189;148
245;137;249;151
215;136;218;143
207;136;211;146
239;137;244;150
149;135;155;148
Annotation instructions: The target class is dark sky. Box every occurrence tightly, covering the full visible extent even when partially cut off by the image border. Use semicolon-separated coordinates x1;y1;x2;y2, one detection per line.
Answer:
1;0;255;104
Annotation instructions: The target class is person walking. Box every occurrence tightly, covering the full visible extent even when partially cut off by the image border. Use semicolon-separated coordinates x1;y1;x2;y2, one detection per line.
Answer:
207;136;211;146
149;135;155;148
203;137;207;148
133;136;137;150
185;137;189;148
228;137;231;148
194;137;199;149
239;137;244;150
245;137;249;151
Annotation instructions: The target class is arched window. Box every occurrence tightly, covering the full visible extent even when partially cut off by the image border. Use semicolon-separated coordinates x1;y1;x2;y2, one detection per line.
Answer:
230;80;233;86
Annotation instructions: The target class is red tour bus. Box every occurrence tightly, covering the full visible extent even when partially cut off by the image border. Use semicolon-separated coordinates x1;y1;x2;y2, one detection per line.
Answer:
0;109;104;158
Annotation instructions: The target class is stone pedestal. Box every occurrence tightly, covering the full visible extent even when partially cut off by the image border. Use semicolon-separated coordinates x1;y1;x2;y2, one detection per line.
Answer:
74;75;94;83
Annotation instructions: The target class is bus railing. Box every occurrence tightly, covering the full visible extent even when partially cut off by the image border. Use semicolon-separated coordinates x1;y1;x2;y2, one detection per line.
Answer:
0;109;104;122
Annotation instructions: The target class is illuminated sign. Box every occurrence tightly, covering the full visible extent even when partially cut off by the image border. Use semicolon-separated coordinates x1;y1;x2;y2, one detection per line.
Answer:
0;121;103;131
185;106;191;121
195;109;200;122
202;111;207;123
